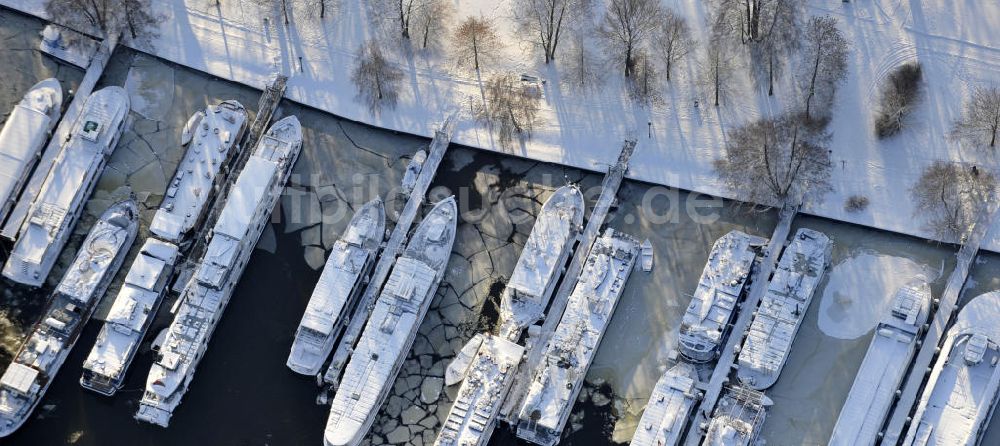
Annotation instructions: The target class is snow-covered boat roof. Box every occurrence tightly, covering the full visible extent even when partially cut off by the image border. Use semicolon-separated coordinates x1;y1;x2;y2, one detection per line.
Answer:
298;199;384;336
3;87;129;286
150;101;247;243
0;78;61;222
435;334;525;446
506;186;583;299
678;231;760;362
830;281;930;446
630;363;699;446
737;228;831;390
53;200;138;304
0;364;37;396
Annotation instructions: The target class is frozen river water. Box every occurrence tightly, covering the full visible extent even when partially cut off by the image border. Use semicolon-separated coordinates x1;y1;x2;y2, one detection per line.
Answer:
3;8;1000;446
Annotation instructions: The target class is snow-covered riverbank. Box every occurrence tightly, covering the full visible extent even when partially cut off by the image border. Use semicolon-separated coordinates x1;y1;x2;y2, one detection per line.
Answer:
4;0;999;252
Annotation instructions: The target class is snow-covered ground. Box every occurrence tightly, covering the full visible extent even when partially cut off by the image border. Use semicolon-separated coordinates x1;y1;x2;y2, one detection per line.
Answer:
6;0;1000;250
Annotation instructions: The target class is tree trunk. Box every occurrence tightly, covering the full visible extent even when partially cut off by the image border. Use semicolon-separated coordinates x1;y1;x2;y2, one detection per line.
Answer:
805;45;821;119
714;51;721;106
282;0;290;25
320;0;326;18
624;45;633;77
768;52;774;96
473;34;480;71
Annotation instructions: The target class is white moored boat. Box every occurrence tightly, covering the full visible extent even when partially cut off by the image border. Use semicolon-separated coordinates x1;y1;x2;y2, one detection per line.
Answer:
134;116;302;427
287;198;386;376
737;228;831;390
629;363;700;446
829;281;930;446
0;78;62;227
702;386;772;446
900;290;1000;446
80;238;180;395
149;101;248;244
2;86;129;287
324;196;458;446
515;229;640;446
496;185;584;341
0;200;138;437
678;231;762;363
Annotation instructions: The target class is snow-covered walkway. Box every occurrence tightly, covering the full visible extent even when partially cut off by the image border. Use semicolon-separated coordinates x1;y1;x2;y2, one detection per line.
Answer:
5;0;1000;250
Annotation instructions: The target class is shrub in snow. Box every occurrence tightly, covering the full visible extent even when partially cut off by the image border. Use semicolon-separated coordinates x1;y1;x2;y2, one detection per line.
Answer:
844;195;869;212
874;62;922;139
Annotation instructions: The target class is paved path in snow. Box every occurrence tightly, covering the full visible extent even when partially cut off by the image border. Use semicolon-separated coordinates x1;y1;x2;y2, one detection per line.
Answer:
881;196;1000;444
323;114;456;386
683;204;798;446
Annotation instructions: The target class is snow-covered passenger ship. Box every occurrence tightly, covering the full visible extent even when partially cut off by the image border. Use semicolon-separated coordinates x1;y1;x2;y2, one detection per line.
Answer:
80;238;180;395
737;228;831;390
0;200;138;437
149;101;248;244
324;196;457;446
515;229;640;446
678;231;762;363
829;281;930;446
629;363;700;446
81;102;248;396
134;116;302;427
497;185;584;341
900;290;1000;446
2;86;129;287
0;78;62;226
287;198;385;376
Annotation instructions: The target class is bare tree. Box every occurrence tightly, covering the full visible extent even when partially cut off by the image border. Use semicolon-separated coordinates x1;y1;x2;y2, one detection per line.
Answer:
513;0;592;64
799;15;849;121
598;0;663;78
371;0;447;44
628;50;661;104
452;17;502;72
352;41;403;116
44;0;159;42
714;113;832;206
477;73;543;149
951;86;1000;149
749;0;802;95
912;161;996;242
252;0;291;25
874;62;922;138
653;8;694;82
412;0;452;50
702;34;737;107
561;33;603;90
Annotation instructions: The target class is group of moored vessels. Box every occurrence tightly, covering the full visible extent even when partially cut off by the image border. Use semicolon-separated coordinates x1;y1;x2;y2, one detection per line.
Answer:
0;75;306;436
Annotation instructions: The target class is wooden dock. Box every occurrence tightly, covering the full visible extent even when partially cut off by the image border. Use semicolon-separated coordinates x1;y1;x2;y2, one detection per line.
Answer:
323;114;457;386
880;197;1000;444
500;139;637;422
682;204;798;446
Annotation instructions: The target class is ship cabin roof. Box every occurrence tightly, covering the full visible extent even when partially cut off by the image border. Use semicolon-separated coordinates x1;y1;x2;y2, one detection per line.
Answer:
126;253;169;291
0;364;38;396
214;157;276;240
